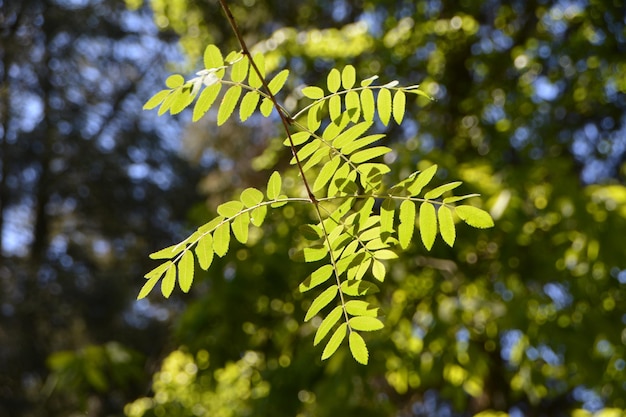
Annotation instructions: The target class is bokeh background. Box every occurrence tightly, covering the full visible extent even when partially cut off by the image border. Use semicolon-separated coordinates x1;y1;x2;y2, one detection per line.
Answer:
1;0;625;416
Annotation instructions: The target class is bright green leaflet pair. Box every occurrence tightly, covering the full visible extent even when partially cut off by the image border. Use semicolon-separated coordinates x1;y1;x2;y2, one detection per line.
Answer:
139;44;494;365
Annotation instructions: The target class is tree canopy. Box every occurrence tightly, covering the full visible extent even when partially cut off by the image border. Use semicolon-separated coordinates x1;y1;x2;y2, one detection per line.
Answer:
2;0;625;416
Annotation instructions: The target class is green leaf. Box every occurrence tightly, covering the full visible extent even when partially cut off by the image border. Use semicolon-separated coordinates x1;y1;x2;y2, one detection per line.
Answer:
341;134;385;155
203;44;223;71
360;75;378;87
304;285;338;321
239;91;260;122
240;187;264;208
247;53;265;88
224;51;242;64
150;243;185;260
170;89;194;115
217;85;242;126
313;155;341;192
341;65;356;89
292;245;329;262
322;323;347;360
333;121;373;149
392;89;406;124
314;306;343;346
230;55;248;82
360;88;375;121
302;86;325;99
284;131;311;146
299;264;334;292
267;69;289;95
291;140;321;165
266;171;282;200
299;224;323;240
345;300;379;317
349;146;391;163
260;97;273;117
165;74;184;88
372;249;398;260
455;205;495;228
178;250;194;293
322;112;351;141
419;202;437;250
231;213;250;244
217;200;244;217
144;261;172;280
442;194;480;204
327;68;341;93
407;164;438;196
424;181;463;199
329;95;341;122
195;234;214;270
345;90;361;122
193;83;222;122
270;195;289;208
349;332;368;365
161;265;176;298
398;199;416;250
371;259;386;282
250;205;267;227
438;205;456;246
307;101;323;131
349;316;384;331
144;89;171;110
341;280;380;296
380;198;395;240
377;88;392;125
213;222;231;257
137;275;161;300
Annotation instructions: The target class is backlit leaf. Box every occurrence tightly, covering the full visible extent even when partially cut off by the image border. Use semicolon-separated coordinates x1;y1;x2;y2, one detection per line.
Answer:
407;164;438;196
349;316;384;331
193;83;221;122
250;205;267;227
203;44;223;71
438;205;456;246
424;181;463;199
268;69;289;95
341;65;356;89
291;245;329;262
299;224;323;240
419;202;437;250
377;88;392;125
240;187;264;208
150;243;185;260
144;261;172;280
349;332;368;365
230;55;248;83
455;205;495;228
231;213;250;244
302;86;325;99
329;95;341;122
178;250;194;293
247;53;265;88
313;155;341;192
398;199;416;249
239;91;260;121
349;146;391;164
267;171;282;200
341;280;380;296
322;323;347;360
161;265;176;298
217;200;244;217
361;88;375;121
195;234;214;270
345;300;379;317
372;259;386;281
213;222;231;257
314;306;343;346
260;97;273;116
333;121;373;149
360;75;378;87
304;285;338;321
283;131;311;146
165;74;184;88
341;134;385;155
345;90;360;122
372;249;398;260
137;275;161;300
299;264;334;292
217;85;242;126
380;198;395;240
393;89;406;124
144;89;171;110
327;68;341;93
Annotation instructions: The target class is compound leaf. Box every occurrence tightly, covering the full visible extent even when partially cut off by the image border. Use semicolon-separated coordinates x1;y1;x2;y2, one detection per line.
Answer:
203;44;223;71
342;65;356;89
247;53;265;88
393;89;406;124
161;265;176;298
217;200;244;217
144;89;171;110
327;68;341;93
398;199;416;250
377;88;392;126
268;69;289;95
193;83;221;122
250;205;267;227
239;90;260;121
217;85;242;126
419;201;437;250
341;280;380;296
349;316;384;332
455;205;495;229
350;146;391;164
407;164;438;196
240;187;264;208
213;222;231;257
231;213;250;244
361;88;375;121
345;300;379;317
178;250;194;293
300;264;335;293
137;275;161;300
230;55;249;82
438;205;456;246
349;331;368;365
322;323;347;360
195;234;214;270
302;86;325;99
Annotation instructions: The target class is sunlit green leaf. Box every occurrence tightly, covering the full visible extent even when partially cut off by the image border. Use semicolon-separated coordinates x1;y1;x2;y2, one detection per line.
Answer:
240;187;264;208
345;90;360;122
283;131;311;146
322;323;347;360
341;64;356;89
377;88;392;125
372;258;387;282
419;201;437;250
266;172;282;201
217;85;242;126
299;264;334;292
268;69;289;95
361;88;375;121
341;134;385;155
438;205;456;246
360;75;378;87
345;300;379;317
137;275;161;300
150;243;185;260
165;74;184;88
291;245;329;262
307;101;323;131
304;285;338;321
193;83;221;122
313;155;341;192
407;164;438;196
442;194;480;204
270;195;289;208
250;205;267;227
333;121;373;149
392;89;406;124
178;250;194;293
161;265;176;298
302;86;325;99
380;198;395;241
299;224;323;240
425;181;463;199
350;146;391;164
144;89;171;110
213;222;231;257
239;91;260;121
144;261;172;280
230;55;248;83
327;68;341;93
455;205;495;228
247;53;265;88
398;199;416;250
195;234;214;270
349;331;368;365
314;306;343;346
341;280;380;296
329;95;341;122
372;249;398;260
292;140;321;165
349;316;384;331
203;44;223;71
231;213;250;244
217;200;244;217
